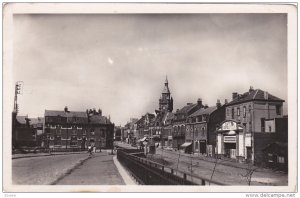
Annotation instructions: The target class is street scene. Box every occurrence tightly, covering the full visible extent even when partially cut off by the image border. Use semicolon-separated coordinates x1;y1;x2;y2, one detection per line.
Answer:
6;7;293;191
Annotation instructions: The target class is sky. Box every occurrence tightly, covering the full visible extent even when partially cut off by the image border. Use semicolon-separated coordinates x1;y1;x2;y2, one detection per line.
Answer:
13;14;287;126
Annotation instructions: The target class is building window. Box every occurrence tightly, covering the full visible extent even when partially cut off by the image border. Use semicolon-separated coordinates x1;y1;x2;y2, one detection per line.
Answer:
231;108;234;119
278;156;285;163
243;106;246;118
261;118;265;132
268;153;273;162
54;136;61;145
237;107;240;116
56;130;61;135
276;105;281;115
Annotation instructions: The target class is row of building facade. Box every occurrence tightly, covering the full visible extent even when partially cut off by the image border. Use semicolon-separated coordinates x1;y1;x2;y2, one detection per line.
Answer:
122;77;288;170
12;107;115;150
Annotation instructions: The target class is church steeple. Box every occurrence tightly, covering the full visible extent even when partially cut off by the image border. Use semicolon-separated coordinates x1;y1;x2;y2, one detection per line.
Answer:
162;75;170;94
159;76;173;112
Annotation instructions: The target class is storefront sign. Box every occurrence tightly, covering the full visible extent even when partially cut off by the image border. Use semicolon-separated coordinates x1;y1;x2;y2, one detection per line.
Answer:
221;121;237;131
245;135;252;147
224;136;236;143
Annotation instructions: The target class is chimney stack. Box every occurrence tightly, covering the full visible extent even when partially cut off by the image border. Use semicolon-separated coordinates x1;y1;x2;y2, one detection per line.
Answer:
204;104;208;109
64;106;69;112
197;98;203;107
264;91;269;100
249;86;254;93
216;99;221;108
232;92;238;100
224;99;228;104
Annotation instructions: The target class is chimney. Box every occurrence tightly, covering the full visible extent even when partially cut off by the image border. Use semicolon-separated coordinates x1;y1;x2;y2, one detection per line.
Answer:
64;106;69;112
98;108;102;116
224;99;228;104
204;104;208;109
264;91;269;100
197;98;203;107
232;92;238;100
216;99;221;108
249;86;254;93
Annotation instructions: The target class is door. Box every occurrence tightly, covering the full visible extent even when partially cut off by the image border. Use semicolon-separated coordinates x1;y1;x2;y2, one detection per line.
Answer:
247;147;252;162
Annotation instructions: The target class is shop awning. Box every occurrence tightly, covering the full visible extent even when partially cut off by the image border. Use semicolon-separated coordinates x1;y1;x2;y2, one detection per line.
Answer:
180;142;192;148
138;137;148;142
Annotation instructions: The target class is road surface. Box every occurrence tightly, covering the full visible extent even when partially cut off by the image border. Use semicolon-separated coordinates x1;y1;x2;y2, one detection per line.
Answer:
12;152;125;185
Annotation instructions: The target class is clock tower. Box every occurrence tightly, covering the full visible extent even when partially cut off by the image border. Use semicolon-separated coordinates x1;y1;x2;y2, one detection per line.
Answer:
159;76;173;112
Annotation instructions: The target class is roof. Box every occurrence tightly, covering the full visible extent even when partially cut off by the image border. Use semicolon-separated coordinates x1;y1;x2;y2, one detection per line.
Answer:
89;115;111;124
162;76;170;94
162;84;170;94
29;117;44;125
177;103;197;114
166;112;175;121
45;110;88;118
189;106;217;118
16;116;28;124
227;89;284;106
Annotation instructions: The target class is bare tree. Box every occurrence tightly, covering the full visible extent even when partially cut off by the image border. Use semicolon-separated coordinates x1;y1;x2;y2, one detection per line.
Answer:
176;150;181;176
240;161;259;185
209;155;218;185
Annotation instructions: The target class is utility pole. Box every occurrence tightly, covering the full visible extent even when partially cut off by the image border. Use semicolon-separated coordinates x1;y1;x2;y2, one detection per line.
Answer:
13;81;23;114
12;81;23;150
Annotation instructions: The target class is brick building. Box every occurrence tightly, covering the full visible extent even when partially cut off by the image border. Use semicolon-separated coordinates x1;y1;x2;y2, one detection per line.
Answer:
44;107;114;149
172;99;203;150
216;87;286;164
186;100;225;155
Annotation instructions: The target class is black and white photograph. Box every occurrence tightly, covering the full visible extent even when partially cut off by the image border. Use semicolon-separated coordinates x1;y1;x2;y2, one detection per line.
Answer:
2;3;297;193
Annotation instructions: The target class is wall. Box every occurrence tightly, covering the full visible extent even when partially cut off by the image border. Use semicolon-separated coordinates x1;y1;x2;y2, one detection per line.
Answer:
253;102;283;133
15;127;36;147
253;133;277;165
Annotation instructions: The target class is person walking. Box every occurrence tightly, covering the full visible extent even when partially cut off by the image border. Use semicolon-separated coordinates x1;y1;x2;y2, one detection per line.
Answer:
88;145;93;156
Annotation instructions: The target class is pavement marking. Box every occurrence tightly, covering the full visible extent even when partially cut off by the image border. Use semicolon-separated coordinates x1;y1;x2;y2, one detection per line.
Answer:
113;155;137;185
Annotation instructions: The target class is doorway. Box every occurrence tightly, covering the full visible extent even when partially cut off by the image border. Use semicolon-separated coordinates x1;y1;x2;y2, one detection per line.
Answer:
224;143;236;159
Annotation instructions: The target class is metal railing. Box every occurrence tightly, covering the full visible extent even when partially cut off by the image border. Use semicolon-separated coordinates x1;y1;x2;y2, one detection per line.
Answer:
117;148;226;185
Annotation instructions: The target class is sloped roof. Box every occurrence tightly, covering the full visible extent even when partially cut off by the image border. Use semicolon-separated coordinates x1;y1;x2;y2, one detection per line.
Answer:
189;106;217;118
45;110;87;118
162;84;170;94
16;116;28;124
177;103;197;114
227;89;284;106
29;117;44;125
166;112;175;121
89;115;111;124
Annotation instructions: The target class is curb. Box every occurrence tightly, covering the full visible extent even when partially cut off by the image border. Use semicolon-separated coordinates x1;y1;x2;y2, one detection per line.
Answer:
12;152;87;160
113;155;137;185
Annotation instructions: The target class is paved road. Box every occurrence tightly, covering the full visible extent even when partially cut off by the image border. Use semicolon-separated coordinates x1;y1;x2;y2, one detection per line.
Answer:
56;152;125;185
12;153;90;185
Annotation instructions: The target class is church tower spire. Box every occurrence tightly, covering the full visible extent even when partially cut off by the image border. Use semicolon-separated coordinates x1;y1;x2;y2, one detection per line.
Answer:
159;76;173;112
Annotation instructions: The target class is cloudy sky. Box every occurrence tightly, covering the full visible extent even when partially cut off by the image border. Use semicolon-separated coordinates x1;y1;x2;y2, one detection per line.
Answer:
13;14;287;126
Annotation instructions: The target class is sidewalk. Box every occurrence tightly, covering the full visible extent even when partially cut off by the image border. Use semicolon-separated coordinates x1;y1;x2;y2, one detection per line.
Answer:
12;151;88;159
55;152;125;185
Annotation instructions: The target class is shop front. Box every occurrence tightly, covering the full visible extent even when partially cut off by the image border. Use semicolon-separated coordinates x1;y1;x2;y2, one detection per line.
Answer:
216;120;251;162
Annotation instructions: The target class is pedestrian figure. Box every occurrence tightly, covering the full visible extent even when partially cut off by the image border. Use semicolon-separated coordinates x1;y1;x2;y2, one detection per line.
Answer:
88;145;93;156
